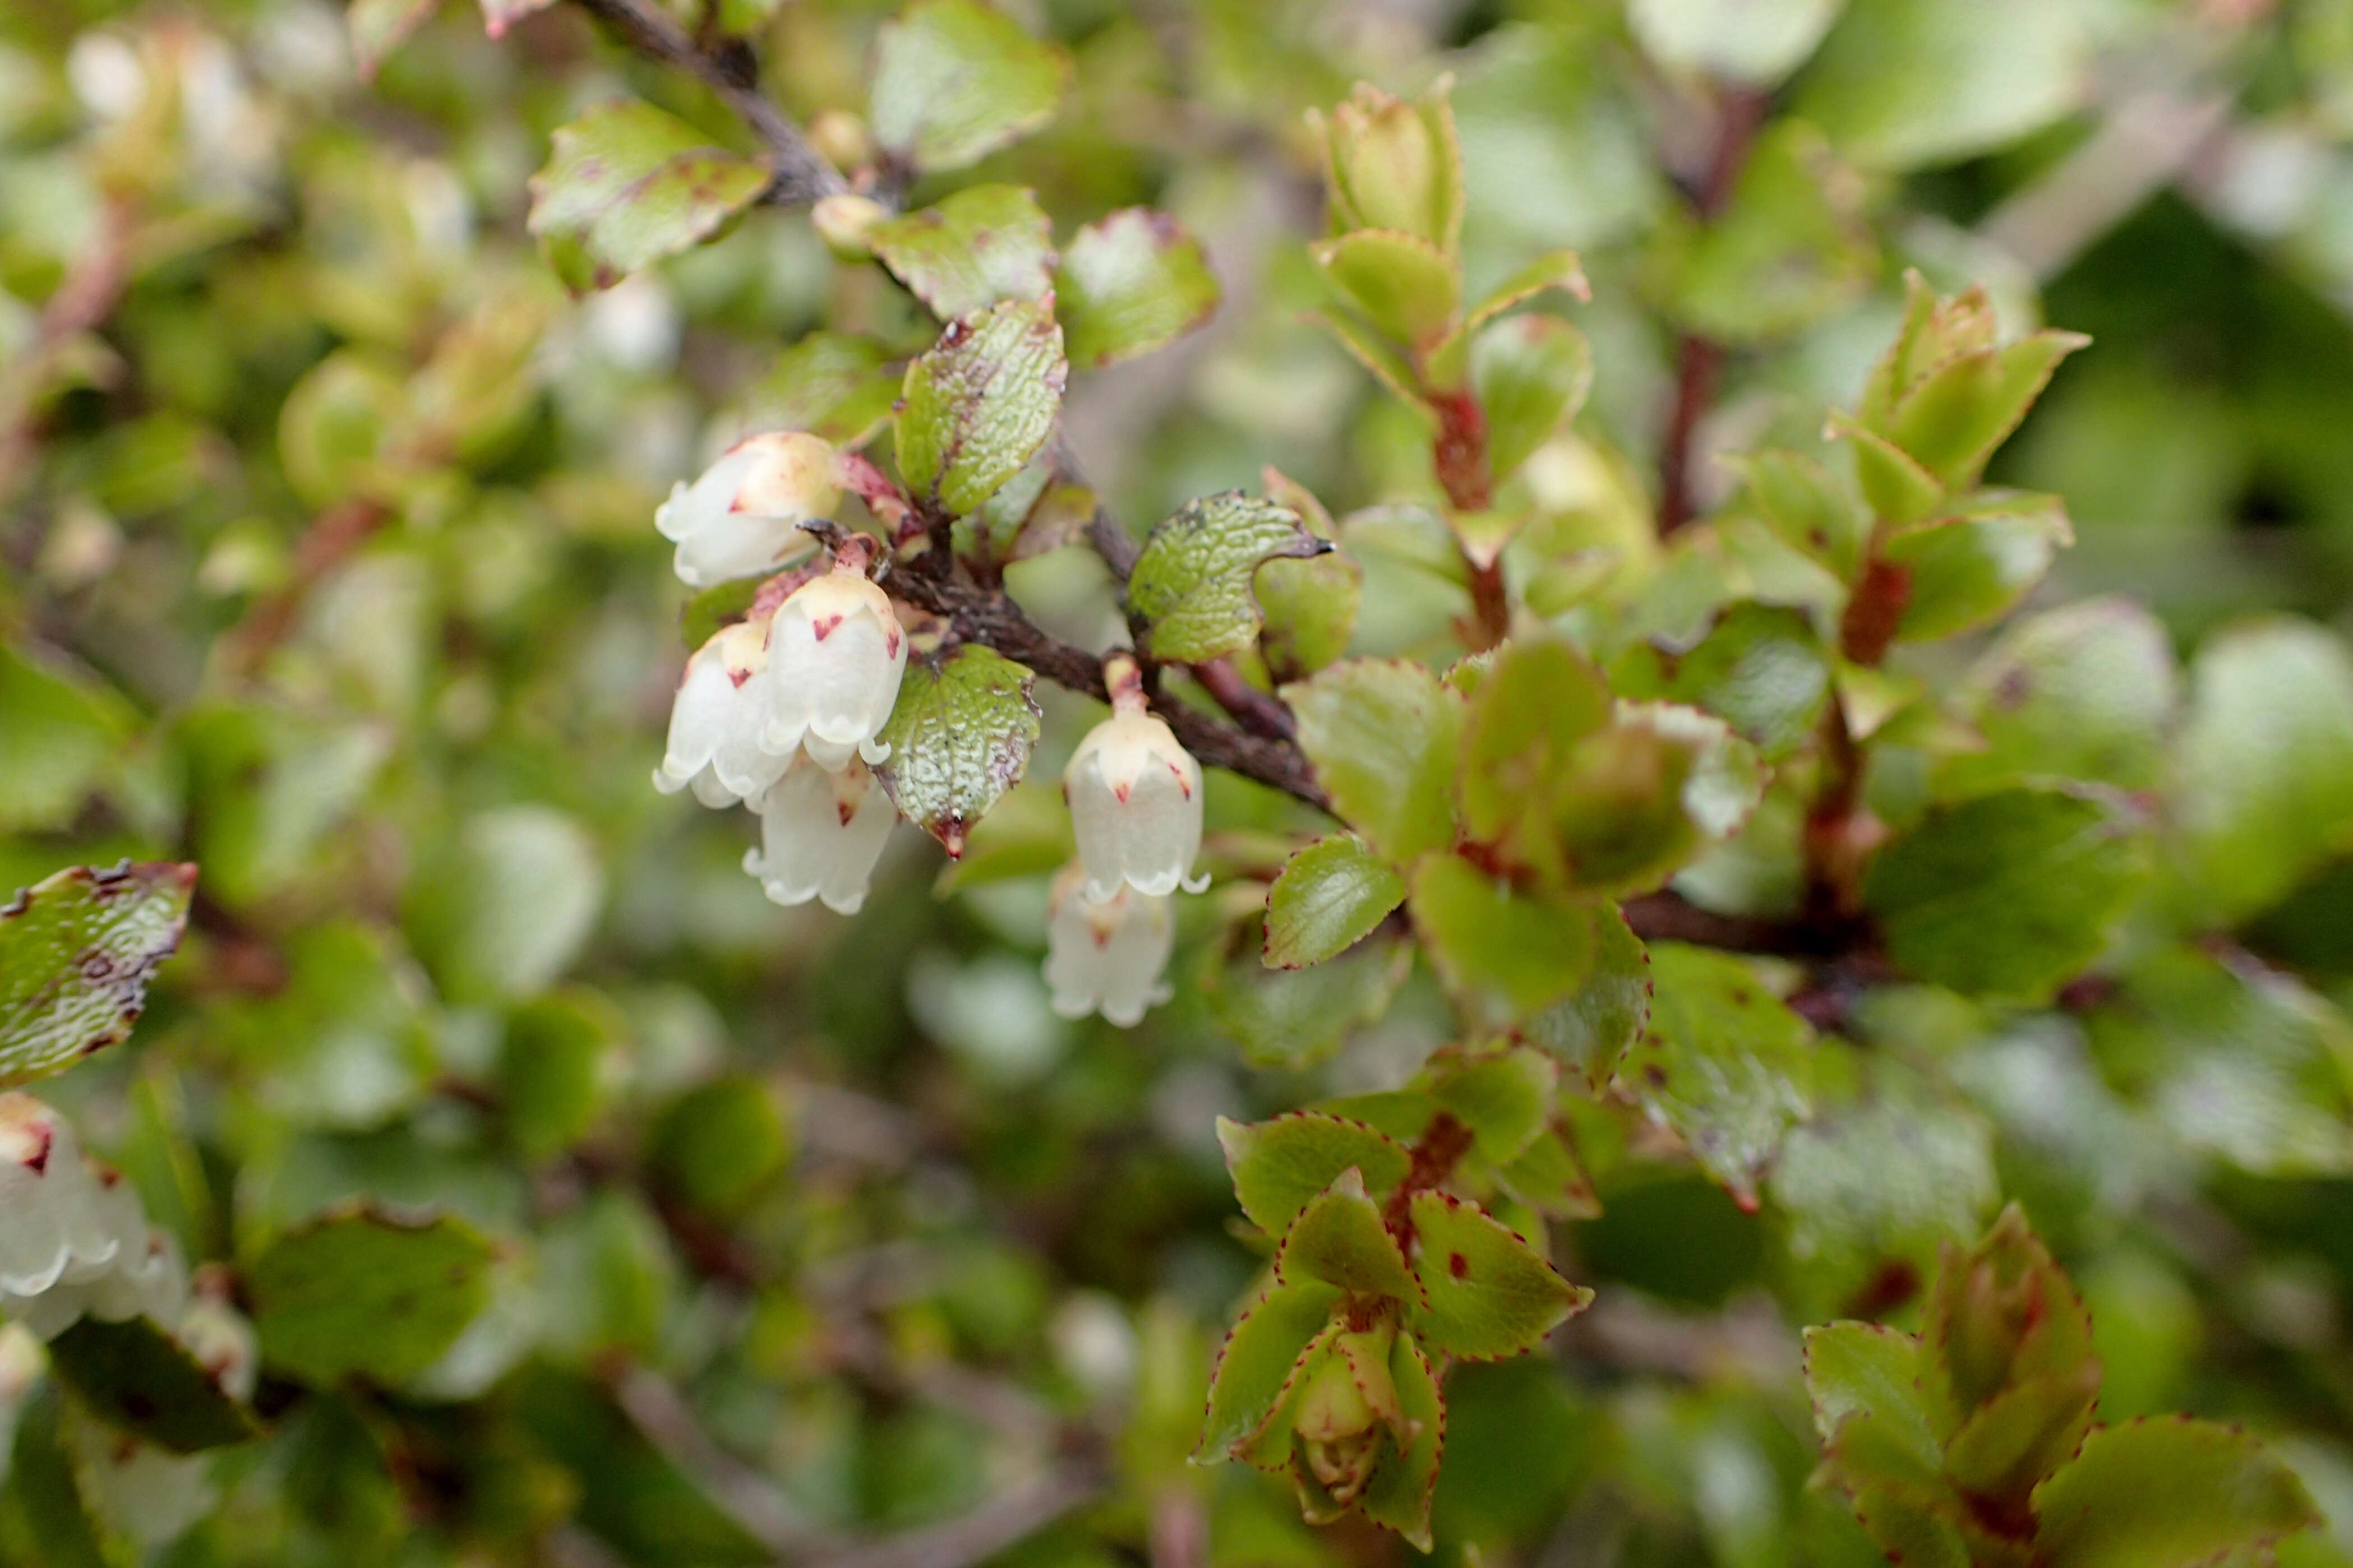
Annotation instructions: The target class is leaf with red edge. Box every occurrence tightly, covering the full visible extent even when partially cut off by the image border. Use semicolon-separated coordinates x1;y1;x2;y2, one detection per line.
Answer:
1196;1279;1340;1461
1402;1190;1588;1360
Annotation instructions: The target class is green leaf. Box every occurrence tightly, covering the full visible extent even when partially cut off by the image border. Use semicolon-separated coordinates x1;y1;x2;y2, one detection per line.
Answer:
1277;1169;1418;1299
2172;618;2353;923
1456;636;1614;881
1943;1368;2100;1503
1055;207;1221;368
0;646;131;835
741;332;902;447
1313;309;1432;417
866;184;1055;320
1830;413;1946;527
1217;1112;1413;1236
248;1205;496;1385
1319;78;1464;253
1524;900;1651;1090
1551;704;1765;896
1206;933;1410;1070
0;861;194;1088
1471;314;1592;483
680;577;764;651
405;806;603;1003
1403;1191;1588;1359
873;646;1042;857
1883;332;2087;490
47;1316;261;1454
1616;602;1831;759
1356;1333;1445;1550
869;0;1071;174
1654;121;1875;344
1732;448;1870;581
896;294;1068;515
1949;598;2176;795
1803;1321;1943;1464
233;919;434;1130
1866;785;2147;1001
3;1386;110;1568
1628;0;1845;84
1420;1047;1557;1166
652;1076;792;1215
2031;1418;2320;1568
1796;0;2089;170
349;0;438;79
1254;517;1362;687
1885;490;2072;643
1622;943;1814;1206
1460;249;1589;338
1922;1205;2097;1420
499;990;620;1161
1263;835;1407;969
1312;229;1461;348
1196;1276;1342;1460
1129;491;1327;663
1287;660;1464;865
1410;854;1598;1027
527;99;769;294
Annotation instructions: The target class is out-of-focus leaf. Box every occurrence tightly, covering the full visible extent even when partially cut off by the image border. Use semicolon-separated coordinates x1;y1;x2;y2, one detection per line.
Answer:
1616;602;1831;760
1471;314;1591;483
1886;491;2073;644
1263;834;1406;969
1196;1276;1340;1460
873;646;1040;857
1358;1334;1445;1549
48;1316;260;1454
866;184;1055;320
1410;854;1596;1027
349;0;439;80
1404;1191;1588;1360
1948;599;2176;794
869;0;1071;174
1622;943;1813;1206
406;806;603;1003
248;1205;496;1385
1129;492;1326;663
1055;207;1220;368
1455;636;1613;880
1313;229;1461;348
1654;122;1875;344
236;919;434;1130
1796;0;2091;170
1524;901;1650;1089
527;99;768;294
1277;1169;1416;1298
0;647;131;835
652;1076;791;1215
499;989;622;1162
2031;1419;2319;1568
1629;0;1846;84
0;861;193;1088
896;294;1068;514
741;332;902;447
1217;1112;1412;1237
1287;660;1464;865
1205;929;1409;1070
1879;332;2087;491
1254;473;1362;684
1803;1321;1941;1461
1420;1045;1556;1167
1732;448;1870;582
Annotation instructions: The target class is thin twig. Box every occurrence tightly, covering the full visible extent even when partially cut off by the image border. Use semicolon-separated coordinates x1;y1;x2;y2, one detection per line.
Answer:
803;1463;1108;1568
1655;84;1766;538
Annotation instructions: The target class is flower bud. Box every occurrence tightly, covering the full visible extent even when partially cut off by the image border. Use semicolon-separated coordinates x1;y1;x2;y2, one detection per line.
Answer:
1064;658;1206;901
1318;81;1459;249
744;755;898;915
762;540;908;771
1043;862;1174;1028
655;432;841;589
656;620;788;808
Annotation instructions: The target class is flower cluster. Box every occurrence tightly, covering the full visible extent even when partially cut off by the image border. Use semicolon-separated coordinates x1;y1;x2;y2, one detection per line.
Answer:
0;1093;187;1340
654;437;908;915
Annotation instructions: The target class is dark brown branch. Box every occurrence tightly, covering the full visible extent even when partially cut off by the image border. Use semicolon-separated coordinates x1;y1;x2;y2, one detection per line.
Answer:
1191;658;1295;740
569;0;847;205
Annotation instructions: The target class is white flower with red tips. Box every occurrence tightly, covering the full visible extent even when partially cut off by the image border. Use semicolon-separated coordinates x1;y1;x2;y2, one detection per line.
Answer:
656;431;841;589
0;1095;191;1342
1043;862;1175;1027
654;619;787;808
762;536;908;771
1064;655;1206;901
744;755;898;914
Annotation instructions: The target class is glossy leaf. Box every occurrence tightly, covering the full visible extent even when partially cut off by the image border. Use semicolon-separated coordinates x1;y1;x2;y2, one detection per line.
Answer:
1129;491;1327;663
896;295;1068;515
1055;208;1220;368
0;861;194;1088
1622;943;1813;1206
1404;1191;1588;1359
527;99;769;294
1276;1168;1417;1299
873;645;1041;856
1263;834;1407;969
866;184;1055;320
1218;1112;1412;1237
868;0;1071;173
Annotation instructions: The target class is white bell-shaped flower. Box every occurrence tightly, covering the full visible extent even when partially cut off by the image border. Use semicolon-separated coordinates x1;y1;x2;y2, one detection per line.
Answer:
0;1095;117;1297
1064;656;1207;901
655;431;841;589
1044;863;1175;1028
655;620;790;808
762;537;907;770
744;755;898;915
178;1291;259;1402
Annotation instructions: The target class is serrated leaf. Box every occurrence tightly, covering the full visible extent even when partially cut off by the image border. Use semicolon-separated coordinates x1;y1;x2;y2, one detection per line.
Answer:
1313;230;1461;348
527;99;769;294
1286;660;1463;864
1885;490;2072;642
1277;1169;1417;1299
1884;332;2086;489
1471;314;1591;483
1922;1205;2097;1421
1410;854;1598;1027
1616;602;1831;759
1313;309;1432;418
869;0;1071;174
1356;1333;1445;1550
0;861;194;1088
248;1205;495;1385
1732;448;1870;581
1829;413;1944;526
2031;1418;2320;1568
1404;1191;1587;1359
741;332;902;447
1263;835;1406;969
1129;492;1326;663
1803;1321;1943;1461
896;295;1068;515
47;1316;261;1454
1207;932;1410;1069
873;645;1041;856
1943;1367;2100;1502
1524;900;1650;1089
1461;249;1589;338
1217;1112;1413;1236
1055;208;1220;368
866;184;1055;320
1422;1045;1556;1167
1196;1277;1342;1460
1866;785;2147;1001
1622;943;1813;1206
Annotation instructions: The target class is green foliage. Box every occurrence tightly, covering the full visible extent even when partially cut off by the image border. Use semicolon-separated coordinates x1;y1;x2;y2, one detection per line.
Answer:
528;100;770;294
895;294;1068;514
873;645;1041;854
1127;492;1328;662
0;861;193;1085
248;1207;496;1385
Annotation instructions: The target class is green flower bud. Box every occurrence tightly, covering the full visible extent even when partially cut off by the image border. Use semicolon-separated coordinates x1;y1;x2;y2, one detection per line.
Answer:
1316;80;1461;252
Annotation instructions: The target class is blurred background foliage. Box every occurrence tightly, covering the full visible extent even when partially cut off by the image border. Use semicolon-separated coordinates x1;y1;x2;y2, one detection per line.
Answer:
4;0;2353;1563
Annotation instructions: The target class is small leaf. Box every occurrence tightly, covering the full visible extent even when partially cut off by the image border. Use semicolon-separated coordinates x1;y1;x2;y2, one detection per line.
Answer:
1277;1169;1417;1299
1421;1045;1557;1167
1404;1191;1588;1359
896;295;1069;515
1622;943;1813;1206
1803;1321;1943;1461
1949;598;2176;795
1866;785;2147;1001
1286;660;1464;864
1312;230;1461;348
1217;1112;1413;1237
1616;602;1831;760
1732;447;1870;581
869;0;1071;174
499;990;621;1161
1254;475;1362;684
1196;1277;1342;1461
1628;0;1845;84
1796;0;2089;171
873;645;1042;856
1829;413;1944;526
1128;492;1326;663
528;99;769;294
1884;332;2086;489
1313;310;1432;417
866;184;1055;320
1885;490;2073;642
652;1076;792;1215
1055;208;1221;368
0;861;195;1088
1524;901;1650;1090
1922;1205;2097;1420
2031;1418;2320;1568
741;332;902;447
1356;1333;1445;1550
1942;1367;2100;1502
1455;636;1614;881
1409;854;1597;1028
1460;248;1589;337
1207;933;1410;1070
247;1205;496;1385
1263;835;1406;969
47;1316;260;1454
1471;314;1592;483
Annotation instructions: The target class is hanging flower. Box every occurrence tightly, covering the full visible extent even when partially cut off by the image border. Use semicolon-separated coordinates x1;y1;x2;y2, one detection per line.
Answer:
654;619;788;808
655;431;841;589
744;755;898;915
762;535;907;771
0;1098;191;1342
1044;862;1175;1028
1064;655;1207;901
